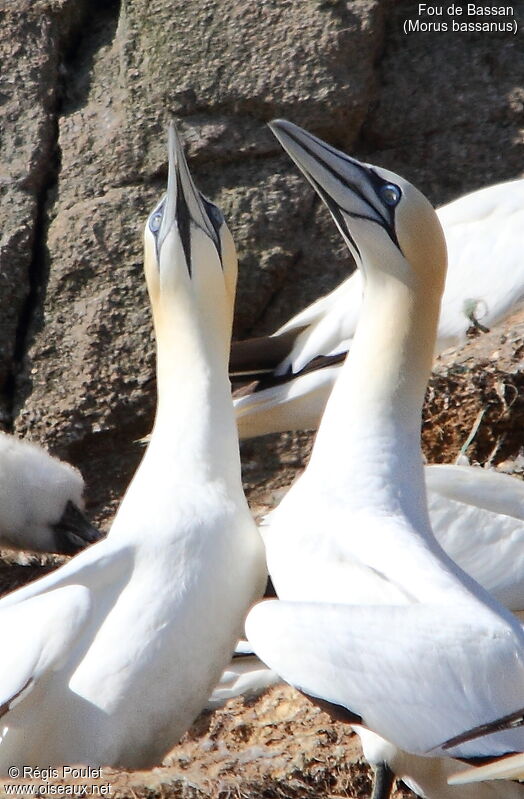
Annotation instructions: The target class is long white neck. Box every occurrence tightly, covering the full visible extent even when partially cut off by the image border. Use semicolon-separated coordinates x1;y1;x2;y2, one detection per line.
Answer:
108;301;243;544
308;270;441;534
146;300;241;486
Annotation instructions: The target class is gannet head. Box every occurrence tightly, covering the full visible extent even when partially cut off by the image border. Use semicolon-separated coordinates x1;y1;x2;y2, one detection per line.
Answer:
269;119;447;296
143;123;237;357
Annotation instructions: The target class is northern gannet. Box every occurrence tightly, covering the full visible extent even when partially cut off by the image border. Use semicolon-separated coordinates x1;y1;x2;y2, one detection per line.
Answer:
0;123;266;772
231;178;524;615
232;178;524;438
244;120;524;799
0;432;101;555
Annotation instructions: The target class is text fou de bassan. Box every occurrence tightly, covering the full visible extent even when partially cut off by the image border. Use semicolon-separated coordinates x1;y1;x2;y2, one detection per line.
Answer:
404;5;518;33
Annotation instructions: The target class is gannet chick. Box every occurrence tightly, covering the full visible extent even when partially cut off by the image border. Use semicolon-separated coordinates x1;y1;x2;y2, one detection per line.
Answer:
0;123;265;772
0;432;101;555
245;120;524;799
231;178;524;439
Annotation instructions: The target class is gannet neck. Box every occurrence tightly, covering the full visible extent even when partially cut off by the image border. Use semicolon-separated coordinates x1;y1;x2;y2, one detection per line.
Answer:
148;306;241;485
309;269;441;527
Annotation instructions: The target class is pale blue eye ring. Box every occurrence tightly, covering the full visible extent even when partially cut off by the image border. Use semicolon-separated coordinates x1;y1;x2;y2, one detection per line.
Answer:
380;183;401;206
149;212;163;233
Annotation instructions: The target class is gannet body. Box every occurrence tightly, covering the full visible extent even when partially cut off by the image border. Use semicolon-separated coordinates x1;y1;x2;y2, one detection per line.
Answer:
232;178;524;439
245;121;524;798
0;125;265;772
0;432;101;554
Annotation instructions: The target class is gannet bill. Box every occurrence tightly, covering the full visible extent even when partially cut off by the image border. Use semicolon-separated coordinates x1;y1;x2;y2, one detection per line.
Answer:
231;178;524;439
0;432;101;555
0;123;266;772
244;120;524;799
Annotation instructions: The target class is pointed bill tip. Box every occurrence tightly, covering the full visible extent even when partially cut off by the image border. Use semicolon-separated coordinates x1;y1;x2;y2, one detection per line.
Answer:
268;119;307;149
268;118;289;133
167;120;186;171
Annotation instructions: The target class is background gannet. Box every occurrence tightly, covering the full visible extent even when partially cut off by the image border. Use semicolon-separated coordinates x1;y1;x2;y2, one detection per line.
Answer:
0;431;101;555
0;123;266;772
245;120;524;799
231;178;524;438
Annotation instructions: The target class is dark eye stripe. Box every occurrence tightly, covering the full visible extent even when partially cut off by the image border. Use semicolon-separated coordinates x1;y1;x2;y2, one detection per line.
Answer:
176;169;192;276
147;189;223;277
200;195;223;262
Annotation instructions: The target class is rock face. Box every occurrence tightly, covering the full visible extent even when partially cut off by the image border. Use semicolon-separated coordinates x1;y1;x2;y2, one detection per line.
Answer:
1;0;523;529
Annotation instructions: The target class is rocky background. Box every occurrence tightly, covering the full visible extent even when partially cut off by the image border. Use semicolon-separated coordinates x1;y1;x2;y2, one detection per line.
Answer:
0;0;523;796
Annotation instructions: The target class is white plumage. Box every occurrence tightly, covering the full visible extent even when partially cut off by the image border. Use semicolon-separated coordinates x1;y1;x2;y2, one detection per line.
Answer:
0;124;266;772
206;640;281;711
245;120;524;799
424;464;524;610
0;432;101;554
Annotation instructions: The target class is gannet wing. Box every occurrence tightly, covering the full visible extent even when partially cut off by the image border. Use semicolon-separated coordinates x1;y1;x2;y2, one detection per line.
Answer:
206;652;281;710
436;179;524;348
275;275;362;375
0;585;91;716
0;541;131;611
426;465;524;610
229;328;306;379
234;365;341;438
246;599;524;759
426;465;524;521
275;280;350;335
448;752;524;785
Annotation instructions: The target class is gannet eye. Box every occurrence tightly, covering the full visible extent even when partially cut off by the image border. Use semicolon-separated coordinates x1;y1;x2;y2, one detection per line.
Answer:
149;212;163;233
380;183;401;207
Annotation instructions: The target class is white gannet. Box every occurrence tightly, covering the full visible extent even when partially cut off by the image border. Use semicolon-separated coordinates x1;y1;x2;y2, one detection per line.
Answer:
231;178;524;439
244;120;524;799
0;432;101;555
230;176;524;618
0;123;266;772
